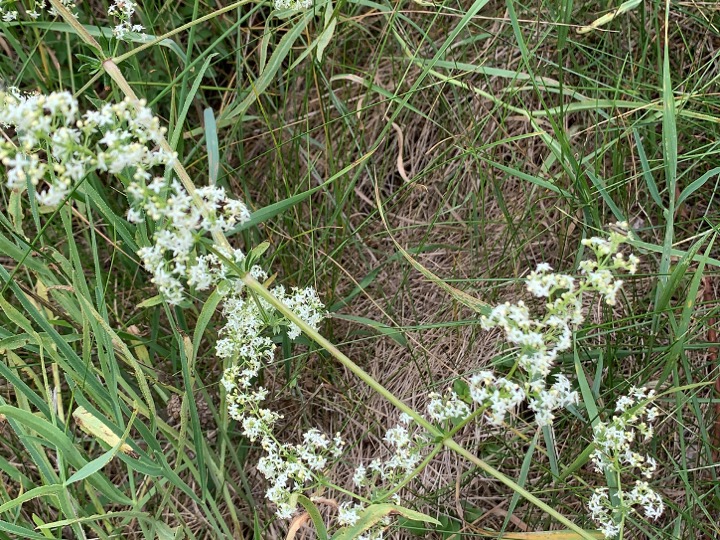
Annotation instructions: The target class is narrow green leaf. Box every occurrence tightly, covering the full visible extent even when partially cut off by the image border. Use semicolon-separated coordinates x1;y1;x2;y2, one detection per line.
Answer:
332;313;407;346
65;410;136;485
0;484;63;514
659;235;715;385
482;158;572;197
291;494;329;539
653;234;707;320
64;448;117;486
632;129;665;210
259;17;272;72
0;520;49;539
584;169;625;223
560;348;605;483
37;510;160;530
316;0;337;62
204;108;220;185
170;54;217;150
541;425;559;478
677;167;720;207
253;511;262;540
193;288;223;359
501;432;538;533
137;295;165;309
657;0;677;300
177;334;206;493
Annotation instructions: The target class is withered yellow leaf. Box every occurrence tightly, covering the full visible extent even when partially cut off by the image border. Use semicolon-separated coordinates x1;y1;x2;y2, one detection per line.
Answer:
73;406;136;457
577;0;642;35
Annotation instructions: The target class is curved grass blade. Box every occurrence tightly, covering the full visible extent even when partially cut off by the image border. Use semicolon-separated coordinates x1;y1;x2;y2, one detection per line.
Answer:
0;406;131;504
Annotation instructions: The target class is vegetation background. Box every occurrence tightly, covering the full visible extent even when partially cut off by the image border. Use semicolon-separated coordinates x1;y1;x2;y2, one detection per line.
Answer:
0;0;719;538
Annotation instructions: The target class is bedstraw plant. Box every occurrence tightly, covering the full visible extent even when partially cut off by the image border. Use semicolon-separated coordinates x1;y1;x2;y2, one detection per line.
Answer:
0;81;663;538
1;0;718;538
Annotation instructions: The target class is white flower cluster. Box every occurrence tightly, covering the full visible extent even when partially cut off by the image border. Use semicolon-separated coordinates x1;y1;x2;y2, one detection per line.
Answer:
0;88;256;305
258;429;344;519
468;371;525;425
276;285;326;339
129;180;251;304
588;386;663;537
477;223;638;427
1;2;17;21
425;224;637;430
426;369;576;429
353;413;426;487
220;281;326;431
0;90;171;207
427;390;470;422
579;228;639;306
108;0;144;39
477;296;579;427
274;0;312;10
2;0;77;21
218;278;337;519
481;300;575;380
0;88;247;304
340;414;425;540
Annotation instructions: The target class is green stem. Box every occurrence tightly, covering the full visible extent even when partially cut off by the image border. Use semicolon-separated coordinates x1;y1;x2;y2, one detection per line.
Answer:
74;68;106;98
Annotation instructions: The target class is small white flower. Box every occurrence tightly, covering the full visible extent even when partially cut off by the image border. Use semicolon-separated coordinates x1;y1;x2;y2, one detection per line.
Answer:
274;0;312;9
338;503;364;527
427;390;470;422
352;465;367;487
384;425;410;447
588;386;663;536
468;372;525;425
126;207;143;223
398;412;413;424
109;0;143;38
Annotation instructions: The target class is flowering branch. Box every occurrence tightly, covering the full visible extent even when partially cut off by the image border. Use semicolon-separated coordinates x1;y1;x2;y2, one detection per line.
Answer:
242;275;597;539
41;1;598;536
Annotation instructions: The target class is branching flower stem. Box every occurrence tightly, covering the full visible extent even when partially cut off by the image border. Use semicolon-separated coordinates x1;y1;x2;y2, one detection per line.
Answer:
48;2;595;536
242;276;595;539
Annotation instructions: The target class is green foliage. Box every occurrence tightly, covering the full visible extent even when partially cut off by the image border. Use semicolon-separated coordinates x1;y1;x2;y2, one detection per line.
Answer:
1;0;720;538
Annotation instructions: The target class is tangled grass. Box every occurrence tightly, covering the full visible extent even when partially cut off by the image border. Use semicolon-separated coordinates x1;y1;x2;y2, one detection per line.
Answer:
1;0;720;538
